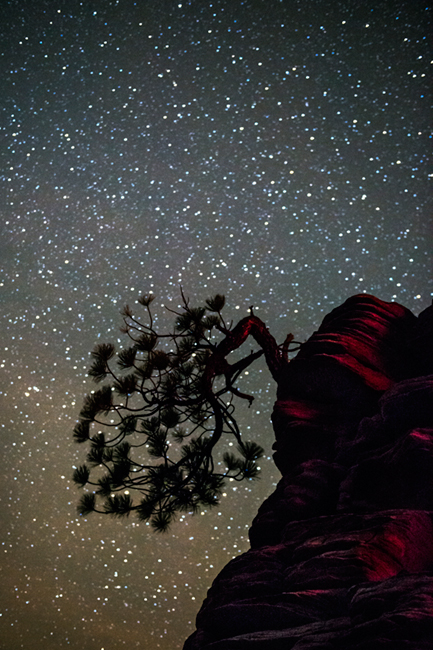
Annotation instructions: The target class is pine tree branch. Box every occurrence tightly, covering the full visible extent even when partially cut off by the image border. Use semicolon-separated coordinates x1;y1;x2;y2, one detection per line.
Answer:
208;314;283;387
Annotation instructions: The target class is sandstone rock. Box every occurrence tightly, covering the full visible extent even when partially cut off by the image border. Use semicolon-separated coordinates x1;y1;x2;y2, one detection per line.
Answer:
184;296;433;649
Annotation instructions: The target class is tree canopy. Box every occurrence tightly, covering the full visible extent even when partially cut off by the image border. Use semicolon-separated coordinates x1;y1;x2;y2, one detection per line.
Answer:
72;290;300;532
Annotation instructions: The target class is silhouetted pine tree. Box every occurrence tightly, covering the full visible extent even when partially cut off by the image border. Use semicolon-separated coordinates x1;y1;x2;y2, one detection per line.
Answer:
72;290;299;532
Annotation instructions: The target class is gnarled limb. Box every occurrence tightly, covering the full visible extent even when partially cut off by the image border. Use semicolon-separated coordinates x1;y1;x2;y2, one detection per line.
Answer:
203;314;285;394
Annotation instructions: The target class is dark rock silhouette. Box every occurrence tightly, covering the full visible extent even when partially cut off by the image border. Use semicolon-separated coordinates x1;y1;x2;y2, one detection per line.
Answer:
184;295;433;649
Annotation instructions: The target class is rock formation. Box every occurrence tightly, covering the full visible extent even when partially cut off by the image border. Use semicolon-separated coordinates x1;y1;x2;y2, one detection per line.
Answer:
184;295;433;649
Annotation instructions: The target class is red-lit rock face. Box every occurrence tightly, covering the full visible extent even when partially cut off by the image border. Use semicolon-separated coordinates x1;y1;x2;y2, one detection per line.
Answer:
357;511;433;581
184;295;433;649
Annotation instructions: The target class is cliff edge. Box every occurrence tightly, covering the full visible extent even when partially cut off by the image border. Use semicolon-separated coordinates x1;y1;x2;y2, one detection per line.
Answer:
184;295;433;649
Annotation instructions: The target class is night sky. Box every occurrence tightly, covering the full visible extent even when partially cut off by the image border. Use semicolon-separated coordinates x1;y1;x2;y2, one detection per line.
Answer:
1;0;431;648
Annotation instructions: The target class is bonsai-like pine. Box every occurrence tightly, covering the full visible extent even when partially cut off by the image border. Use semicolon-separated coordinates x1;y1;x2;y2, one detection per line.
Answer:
72;290;299;532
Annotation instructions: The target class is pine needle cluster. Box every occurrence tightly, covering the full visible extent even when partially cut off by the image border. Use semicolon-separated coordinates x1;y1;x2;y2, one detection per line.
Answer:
72;291;270;532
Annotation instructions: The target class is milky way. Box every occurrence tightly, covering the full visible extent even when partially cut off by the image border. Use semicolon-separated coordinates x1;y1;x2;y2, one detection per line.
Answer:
1;1;431;648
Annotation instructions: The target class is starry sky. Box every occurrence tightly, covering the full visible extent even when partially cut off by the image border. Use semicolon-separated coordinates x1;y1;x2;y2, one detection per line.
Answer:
1;0;431;648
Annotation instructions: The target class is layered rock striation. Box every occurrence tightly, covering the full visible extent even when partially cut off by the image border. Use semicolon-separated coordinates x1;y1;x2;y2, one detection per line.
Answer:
184;295;433;649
